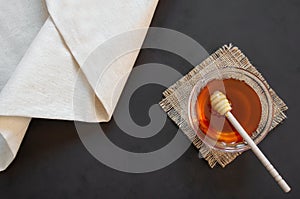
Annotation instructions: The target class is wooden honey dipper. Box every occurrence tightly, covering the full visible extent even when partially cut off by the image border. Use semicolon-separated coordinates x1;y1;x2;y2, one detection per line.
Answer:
210;91;291;193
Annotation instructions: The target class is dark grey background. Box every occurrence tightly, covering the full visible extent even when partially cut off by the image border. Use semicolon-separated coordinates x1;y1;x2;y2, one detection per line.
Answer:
1;0;299;198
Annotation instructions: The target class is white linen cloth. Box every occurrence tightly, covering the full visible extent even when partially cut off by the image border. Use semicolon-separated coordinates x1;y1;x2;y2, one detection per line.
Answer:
0;0;159;171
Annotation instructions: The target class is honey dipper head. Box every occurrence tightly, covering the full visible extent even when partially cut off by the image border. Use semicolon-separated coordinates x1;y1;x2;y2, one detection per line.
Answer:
210;91;232;116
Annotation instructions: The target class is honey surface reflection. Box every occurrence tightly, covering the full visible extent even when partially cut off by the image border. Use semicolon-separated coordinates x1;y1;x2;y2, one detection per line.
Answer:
196;78;262;143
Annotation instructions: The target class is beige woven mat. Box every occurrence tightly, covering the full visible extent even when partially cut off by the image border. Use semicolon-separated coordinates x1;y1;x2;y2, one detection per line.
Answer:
159;44;287;168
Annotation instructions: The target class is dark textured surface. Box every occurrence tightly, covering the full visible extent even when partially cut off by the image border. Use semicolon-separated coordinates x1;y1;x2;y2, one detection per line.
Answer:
1;0;300;198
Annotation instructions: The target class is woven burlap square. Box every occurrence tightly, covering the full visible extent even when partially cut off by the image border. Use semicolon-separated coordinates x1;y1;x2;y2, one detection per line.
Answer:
159;44;287;168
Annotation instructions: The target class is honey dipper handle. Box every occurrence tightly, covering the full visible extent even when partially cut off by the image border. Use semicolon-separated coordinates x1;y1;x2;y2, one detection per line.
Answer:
226;112;291;193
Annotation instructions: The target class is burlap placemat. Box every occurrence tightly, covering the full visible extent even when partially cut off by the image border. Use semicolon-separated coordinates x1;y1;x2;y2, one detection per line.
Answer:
159;44;287;168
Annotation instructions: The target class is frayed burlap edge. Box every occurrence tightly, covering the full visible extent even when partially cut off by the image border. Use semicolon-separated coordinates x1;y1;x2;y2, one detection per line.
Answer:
159;44;288;168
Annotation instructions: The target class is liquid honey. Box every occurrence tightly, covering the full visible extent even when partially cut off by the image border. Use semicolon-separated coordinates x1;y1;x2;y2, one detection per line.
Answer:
196;78;262;143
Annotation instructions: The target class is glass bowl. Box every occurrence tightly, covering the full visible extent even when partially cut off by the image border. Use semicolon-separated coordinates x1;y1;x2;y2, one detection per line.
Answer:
187;67;274;152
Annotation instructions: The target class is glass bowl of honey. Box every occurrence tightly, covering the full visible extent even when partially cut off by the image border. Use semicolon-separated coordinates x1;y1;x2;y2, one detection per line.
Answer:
188;67;274;152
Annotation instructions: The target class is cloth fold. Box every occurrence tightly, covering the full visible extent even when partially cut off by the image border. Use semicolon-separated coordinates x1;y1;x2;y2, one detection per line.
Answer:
0;0;159;171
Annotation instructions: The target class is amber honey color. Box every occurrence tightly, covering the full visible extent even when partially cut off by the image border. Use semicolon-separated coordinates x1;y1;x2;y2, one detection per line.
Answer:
196;78;262;143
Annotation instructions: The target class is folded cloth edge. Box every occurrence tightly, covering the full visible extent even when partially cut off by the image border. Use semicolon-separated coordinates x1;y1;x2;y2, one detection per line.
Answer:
0;0;159;171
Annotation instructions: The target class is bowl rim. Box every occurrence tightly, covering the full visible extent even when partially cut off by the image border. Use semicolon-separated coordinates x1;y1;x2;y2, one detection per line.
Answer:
187;67;274;153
